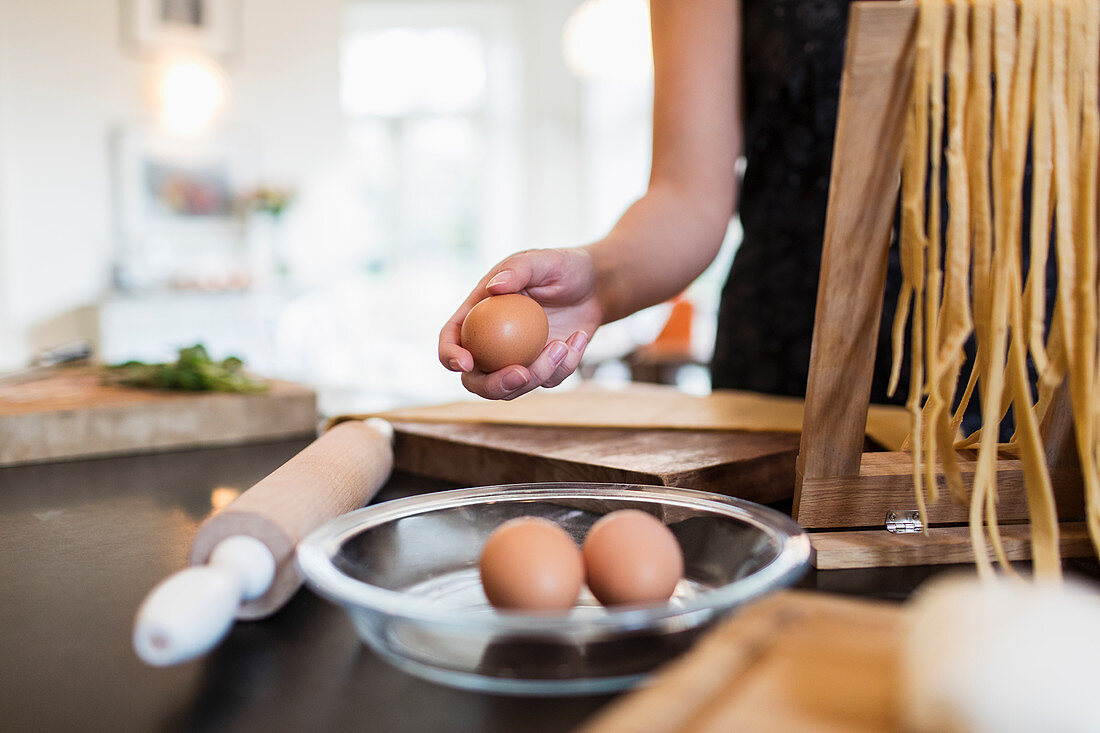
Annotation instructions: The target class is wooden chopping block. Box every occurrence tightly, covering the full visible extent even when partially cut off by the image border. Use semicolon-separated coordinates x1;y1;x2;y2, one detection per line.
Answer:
0;370;317;466
389;421;801;503
577;590;905;733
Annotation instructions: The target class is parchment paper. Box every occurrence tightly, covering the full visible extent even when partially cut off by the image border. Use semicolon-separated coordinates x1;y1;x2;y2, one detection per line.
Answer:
341;383;910;451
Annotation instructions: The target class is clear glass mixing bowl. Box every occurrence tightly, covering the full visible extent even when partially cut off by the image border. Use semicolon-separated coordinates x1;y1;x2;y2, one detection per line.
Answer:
297;483;811;695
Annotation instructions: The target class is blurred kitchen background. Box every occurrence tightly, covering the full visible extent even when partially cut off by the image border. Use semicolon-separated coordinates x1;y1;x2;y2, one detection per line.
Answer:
0;0;740;415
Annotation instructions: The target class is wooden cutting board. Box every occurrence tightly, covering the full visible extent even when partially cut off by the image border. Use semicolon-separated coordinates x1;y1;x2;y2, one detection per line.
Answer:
390;421;802;503
0;370;318;466
349;384;910;501
577;590;906;733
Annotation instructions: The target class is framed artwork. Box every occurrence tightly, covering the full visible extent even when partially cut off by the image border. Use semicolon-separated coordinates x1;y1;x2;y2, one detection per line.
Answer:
122;0;240;58
111;126;253;291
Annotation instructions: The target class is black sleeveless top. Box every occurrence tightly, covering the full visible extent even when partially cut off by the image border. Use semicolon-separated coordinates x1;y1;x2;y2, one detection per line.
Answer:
712;0;993;433
712;1;908;397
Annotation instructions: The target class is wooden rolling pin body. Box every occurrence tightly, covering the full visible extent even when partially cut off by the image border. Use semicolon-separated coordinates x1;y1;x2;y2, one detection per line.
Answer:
190;419;394;619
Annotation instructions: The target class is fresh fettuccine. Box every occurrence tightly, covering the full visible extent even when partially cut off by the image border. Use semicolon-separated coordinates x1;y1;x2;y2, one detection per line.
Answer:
898;0;1100;579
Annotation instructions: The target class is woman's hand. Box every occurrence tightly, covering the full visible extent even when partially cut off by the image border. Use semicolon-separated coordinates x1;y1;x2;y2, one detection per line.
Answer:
439;248;603;400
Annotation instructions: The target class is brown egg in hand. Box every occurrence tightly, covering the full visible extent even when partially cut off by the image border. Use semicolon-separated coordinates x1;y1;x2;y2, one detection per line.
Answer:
460;294;550;373
583;510;684;607
479;517;584;611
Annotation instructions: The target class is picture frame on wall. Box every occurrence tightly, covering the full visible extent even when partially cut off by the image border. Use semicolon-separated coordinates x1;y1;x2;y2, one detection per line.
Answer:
121;0;240;58
110;126;254;292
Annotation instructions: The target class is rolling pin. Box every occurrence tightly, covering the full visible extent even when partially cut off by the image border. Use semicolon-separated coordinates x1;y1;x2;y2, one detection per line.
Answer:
133;418;394;666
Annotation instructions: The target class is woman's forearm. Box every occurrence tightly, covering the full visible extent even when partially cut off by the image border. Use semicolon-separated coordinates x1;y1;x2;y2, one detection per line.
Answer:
584;182;734;324
584;0;741;325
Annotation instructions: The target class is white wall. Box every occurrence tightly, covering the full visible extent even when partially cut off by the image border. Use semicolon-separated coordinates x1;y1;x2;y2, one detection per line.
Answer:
0;0;144;367
518;0;584;251
0;0;609;377
232;0;345;183
0;0;11;364
0;0;346;369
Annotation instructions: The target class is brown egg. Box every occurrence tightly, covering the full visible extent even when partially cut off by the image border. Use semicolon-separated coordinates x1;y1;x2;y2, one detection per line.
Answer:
479;517;584;611
582;510;683;607
460;294;549;373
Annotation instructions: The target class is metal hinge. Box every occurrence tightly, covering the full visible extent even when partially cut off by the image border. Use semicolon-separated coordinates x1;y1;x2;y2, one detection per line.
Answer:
885;510;923;534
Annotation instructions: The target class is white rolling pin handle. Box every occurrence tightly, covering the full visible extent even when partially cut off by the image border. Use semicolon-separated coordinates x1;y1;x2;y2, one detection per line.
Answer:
209;535;277;600
134;535;275;666
191;417;395;620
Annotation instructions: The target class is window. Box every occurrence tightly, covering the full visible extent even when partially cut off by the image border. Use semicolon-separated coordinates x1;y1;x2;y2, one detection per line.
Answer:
339;4;521;275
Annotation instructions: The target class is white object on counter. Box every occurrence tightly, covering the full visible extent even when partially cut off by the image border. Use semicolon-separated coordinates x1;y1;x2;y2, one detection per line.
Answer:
903;574;1100;733
133;535;276;666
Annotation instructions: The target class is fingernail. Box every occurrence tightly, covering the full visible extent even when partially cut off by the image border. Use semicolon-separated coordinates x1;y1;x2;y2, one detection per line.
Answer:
448;358;464;372
548;342;568;365
502;370;526;391
487;270;512;288
568;331;588;351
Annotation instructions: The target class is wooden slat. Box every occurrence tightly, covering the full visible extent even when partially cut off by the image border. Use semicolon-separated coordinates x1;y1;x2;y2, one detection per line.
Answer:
795;2;919;499
811;521;1095;569
1040;381;1078;470
796;450;1085;528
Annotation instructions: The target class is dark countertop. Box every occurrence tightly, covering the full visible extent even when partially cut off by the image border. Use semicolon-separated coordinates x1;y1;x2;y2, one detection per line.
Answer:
2;438;1097;732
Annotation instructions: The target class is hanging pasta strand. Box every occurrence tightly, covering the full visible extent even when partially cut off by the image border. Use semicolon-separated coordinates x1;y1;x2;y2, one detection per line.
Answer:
891;0;949;405
902;0;1099;578
929;0;972;505
1046;0;1084;567
1070;0;1100;555
1023;0;1054;379
1001;0;1061;579
1051;0;1079;383
1092;0;1100;498
1036;0;1074;410
950;0;995;449
895;0;935;527
1089;0;1100;557
921;0;948;508
967;0;1020;575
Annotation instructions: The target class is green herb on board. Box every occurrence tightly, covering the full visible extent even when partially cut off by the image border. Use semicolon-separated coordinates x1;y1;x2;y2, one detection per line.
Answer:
102;344;269;394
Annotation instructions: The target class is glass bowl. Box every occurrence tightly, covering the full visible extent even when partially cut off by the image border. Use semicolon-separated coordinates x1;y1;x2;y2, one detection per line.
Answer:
297;483;811;696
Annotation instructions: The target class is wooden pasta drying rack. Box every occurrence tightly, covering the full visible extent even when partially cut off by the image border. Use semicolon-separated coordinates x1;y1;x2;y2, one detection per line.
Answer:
794;1;1094;569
